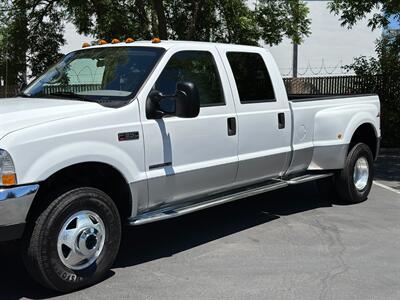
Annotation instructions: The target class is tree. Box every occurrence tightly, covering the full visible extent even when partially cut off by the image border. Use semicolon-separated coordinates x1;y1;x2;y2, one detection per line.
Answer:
2;0;311;88
0;0;65;84
256;0;311;46
27;0;65;76
66;0;311;47
0;0;28;86
329;0;400;30
344;34;400;78
330;1;400;147
329;0;400;77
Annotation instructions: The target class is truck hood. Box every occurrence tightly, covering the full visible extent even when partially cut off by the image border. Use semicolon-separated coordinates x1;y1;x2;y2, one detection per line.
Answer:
0;97;106;140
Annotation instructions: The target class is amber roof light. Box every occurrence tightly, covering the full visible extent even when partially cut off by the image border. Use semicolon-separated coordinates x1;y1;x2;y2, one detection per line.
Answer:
111;38;121;44
125;38;135;43
82;42;90;48
151;37;161;43
98;39;108;45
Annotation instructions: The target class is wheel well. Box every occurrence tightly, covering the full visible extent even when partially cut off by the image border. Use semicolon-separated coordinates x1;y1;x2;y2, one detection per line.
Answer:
349;123;378;158
27;162;132;223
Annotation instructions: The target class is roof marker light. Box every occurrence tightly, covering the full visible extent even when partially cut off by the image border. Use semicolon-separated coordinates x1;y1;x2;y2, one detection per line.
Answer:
112;38;121;44
99;39;108;45
151;37;161;43
125;38;135;43
82;42;90;48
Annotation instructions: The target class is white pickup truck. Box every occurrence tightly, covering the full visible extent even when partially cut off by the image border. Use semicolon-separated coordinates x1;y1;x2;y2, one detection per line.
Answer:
0;40;380;291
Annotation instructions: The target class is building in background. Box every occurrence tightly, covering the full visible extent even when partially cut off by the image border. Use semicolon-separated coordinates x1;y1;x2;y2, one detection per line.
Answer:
264;1;381;77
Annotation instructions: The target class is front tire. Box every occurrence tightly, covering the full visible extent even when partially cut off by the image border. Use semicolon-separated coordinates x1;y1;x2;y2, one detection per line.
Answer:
22;187;121;292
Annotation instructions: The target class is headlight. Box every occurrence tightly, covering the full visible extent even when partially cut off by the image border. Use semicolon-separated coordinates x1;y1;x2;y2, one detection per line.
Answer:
0;150;17;186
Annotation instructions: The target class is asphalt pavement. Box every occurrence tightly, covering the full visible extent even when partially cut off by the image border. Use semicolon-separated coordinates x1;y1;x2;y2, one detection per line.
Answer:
0;152;399;300
375;149;400;191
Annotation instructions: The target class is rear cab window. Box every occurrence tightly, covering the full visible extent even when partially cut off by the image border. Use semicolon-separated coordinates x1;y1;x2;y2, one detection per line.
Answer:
226;52;276;104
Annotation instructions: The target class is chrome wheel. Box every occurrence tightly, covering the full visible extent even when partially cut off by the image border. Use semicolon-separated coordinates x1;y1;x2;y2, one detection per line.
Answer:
353;157;369;191
57;210;106;271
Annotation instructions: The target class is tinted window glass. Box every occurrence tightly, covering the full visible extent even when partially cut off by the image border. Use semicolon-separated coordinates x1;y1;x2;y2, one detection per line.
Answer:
23;47;165;107
227;52;275;103
154;51;225;107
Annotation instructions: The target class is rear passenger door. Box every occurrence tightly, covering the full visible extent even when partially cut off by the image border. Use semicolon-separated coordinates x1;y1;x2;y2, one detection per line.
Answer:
218;48;292;185
138;46;238;209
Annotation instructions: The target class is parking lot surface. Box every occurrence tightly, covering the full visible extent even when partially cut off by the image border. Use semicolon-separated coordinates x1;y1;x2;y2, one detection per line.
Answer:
0;155;399;300
375;149;400;191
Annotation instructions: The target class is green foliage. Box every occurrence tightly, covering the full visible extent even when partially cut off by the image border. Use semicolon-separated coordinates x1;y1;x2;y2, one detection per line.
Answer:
1;0;311;88
329;0;400;30
331;1;400;147
0;0;65;83
65;0;311;46
345;34;400;148
63;0;153;40
256;0;311;45
0;0;28;85
27;1;65;77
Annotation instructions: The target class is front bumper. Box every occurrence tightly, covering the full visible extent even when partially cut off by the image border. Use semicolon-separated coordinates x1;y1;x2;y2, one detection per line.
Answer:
0;184;39;242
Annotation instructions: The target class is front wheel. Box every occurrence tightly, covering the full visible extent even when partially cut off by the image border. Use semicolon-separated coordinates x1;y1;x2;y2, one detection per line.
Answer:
22;187;121;292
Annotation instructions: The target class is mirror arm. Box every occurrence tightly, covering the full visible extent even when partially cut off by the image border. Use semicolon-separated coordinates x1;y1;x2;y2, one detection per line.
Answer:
147;91;176;119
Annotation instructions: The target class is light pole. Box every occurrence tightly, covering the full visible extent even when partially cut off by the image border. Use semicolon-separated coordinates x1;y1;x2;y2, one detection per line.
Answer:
292;42;298;78
4;39;8;97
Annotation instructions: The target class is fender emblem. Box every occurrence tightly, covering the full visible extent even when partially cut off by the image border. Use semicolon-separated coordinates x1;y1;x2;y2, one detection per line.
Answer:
118;132;139;141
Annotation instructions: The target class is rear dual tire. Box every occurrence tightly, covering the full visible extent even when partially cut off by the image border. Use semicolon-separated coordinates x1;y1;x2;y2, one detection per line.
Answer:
318;142;374;204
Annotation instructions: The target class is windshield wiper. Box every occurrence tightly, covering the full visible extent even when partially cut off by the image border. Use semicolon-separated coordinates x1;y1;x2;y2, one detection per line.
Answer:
48;91;92;102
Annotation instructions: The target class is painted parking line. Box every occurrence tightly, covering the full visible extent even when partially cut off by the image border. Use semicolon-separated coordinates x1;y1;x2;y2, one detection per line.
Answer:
373;181;400;195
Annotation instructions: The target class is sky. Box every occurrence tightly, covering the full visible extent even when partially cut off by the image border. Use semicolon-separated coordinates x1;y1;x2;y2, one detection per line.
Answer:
264;1;381;76
388;15;400;29
61;1;382;76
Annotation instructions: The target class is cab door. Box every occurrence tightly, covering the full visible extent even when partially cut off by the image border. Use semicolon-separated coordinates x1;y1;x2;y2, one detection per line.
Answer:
137;45;238;210
218;47;292;185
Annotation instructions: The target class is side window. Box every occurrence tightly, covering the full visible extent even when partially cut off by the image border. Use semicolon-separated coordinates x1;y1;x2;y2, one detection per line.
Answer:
226;52;276;103
154;51;225;107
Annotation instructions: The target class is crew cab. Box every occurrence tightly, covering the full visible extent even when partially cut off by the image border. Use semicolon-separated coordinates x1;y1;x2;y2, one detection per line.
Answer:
0;40;380;292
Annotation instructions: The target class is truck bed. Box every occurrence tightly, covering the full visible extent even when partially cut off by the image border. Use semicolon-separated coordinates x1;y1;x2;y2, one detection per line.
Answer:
285;94;380;174
288;93;376;102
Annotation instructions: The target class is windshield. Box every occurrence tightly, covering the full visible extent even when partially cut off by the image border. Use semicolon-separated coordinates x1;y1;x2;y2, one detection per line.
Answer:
22;47;165;107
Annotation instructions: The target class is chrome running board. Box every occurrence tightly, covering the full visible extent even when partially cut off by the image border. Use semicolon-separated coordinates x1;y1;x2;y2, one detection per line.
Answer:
129;180;288;226
283;173;334;185
128;172;334;226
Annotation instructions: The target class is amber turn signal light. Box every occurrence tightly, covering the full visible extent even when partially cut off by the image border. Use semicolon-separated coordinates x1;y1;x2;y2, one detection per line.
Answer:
2;174;17;186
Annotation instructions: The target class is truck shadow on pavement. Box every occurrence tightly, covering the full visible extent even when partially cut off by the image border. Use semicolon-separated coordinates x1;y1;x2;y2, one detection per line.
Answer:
0;183;335;299
374;151;400;189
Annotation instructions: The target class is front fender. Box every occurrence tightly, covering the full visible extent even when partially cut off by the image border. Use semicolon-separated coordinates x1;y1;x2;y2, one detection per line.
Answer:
21;141;141;184
0;101;145;186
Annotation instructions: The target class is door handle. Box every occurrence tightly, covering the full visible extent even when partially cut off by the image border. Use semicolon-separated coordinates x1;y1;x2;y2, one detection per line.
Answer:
227;117;236;136
278;113;285;129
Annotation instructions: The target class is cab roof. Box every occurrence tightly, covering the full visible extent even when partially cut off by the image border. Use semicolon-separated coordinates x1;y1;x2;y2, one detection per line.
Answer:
76;40;266;53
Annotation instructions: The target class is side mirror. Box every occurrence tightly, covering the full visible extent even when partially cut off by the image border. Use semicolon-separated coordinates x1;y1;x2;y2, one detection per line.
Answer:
175;82;200;118
146;81;200;119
